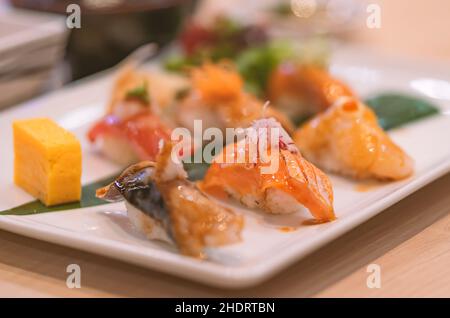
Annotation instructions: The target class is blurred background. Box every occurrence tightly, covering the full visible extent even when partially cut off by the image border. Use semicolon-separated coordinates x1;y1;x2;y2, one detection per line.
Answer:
1;0;449;108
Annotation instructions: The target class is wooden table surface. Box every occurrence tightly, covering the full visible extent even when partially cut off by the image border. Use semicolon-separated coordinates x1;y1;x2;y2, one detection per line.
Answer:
1;0;449;297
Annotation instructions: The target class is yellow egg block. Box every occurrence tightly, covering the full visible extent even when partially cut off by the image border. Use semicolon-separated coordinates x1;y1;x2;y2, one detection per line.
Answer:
13;118;82;206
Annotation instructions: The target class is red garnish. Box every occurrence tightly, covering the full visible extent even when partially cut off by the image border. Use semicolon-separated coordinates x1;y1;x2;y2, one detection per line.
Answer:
180;23;215;55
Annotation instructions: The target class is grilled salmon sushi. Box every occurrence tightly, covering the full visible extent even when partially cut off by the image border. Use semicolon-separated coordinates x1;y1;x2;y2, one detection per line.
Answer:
200;118;335;222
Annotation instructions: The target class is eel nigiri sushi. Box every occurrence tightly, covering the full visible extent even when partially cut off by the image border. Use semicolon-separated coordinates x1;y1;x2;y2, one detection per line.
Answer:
88;66;176;165
96;142;244;258
200;117;335;222
176;62;295;134
268;62;355;119
294;97;414;180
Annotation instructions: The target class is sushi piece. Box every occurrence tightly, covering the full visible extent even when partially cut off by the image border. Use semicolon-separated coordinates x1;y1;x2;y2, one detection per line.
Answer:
88;112;172;166
88;66;184;165
96;142;243;258
268;62;355;119
200;117;335;222
294;97;414;180
107;64;189;116
176;62;295;134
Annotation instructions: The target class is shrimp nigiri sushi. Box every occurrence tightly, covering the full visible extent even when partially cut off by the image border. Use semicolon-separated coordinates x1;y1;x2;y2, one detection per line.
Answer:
200;117;335;222
96;142;244;258
268;62;355;119
176;62;295;134
294;97;414;180
88;66;179;165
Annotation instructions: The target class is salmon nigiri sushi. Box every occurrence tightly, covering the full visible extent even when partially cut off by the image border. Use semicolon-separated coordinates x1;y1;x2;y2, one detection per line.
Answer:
268;62;355;119
176;62;295;134
200;118;335;223
294;97;414;180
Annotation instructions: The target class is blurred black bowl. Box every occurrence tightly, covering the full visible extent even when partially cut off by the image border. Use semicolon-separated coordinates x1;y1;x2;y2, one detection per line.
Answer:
12;0;197;80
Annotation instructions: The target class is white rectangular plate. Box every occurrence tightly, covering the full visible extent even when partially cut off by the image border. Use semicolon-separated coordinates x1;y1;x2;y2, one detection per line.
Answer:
1;48;449;288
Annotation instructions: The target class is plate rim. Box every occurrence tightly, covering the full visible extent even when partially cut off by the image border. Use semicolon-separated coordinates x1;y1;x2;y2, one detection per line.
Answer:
0;156;448;288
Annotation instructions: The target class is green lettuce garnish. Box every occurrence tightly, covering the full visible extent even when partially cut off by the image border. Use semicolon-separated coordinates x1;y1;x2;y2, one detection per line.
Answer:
236;41;295;96
125;81;150;104
236;38;329;97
